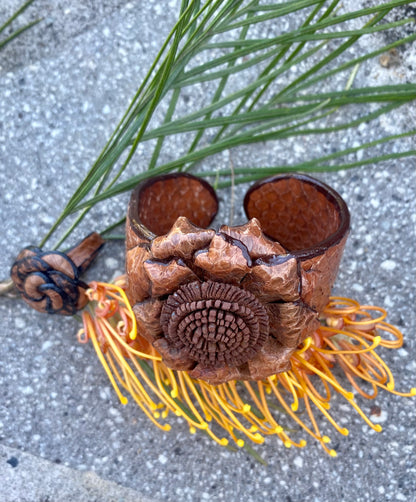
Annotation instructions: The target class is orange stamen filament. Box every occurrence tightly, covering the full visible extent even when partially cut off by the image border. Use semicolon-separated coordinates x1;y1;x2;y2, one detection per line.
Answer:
78;282;415;456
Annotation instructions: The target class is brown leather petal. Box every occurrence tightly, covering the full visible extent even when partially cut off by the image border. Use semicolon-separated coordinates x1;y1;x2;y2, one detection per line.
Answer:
244;256;300;302
132;298;164;344
126;245;152;304
152;337;196;371
188;363;242;385
194;234;251;283
151;216;215;260
144;258;198;297
266;301;319;348
246;338;293;380
220;218;286;259
126;222;152;251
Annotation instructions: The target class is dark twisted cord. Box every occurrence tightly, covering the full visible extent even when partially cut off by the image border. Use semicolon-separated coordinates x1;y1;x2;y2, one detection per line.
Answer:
10;233;104;315
11;248;86;315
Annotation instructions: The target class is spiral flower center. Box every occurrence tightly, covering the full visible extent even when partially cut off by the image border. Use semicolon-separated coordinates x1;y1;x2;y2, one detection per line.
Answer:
160;281;269;368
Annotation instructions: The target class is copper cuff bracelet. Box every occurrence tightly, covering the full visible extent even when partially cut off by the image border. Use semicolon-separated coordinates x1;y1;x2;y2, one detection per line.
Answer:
126;173;350;385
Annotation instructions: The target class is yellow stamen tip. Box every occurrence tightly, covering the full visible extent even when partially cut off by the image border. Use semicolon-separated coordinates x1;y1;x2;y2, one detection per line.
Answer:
275;426;283;434
299;440;307;447
129;332;137;340
254;434;264;443
189;426;196;434
153;412;160;419
345;392;354;401
373;335;381;344
162;410;169;419
120;396;128;405
410;388;416;396
219;438;228;446
284;440;292;448
322;436;331;444
291;403;298;411
174;410;181;416
170;389;178;398
249;425;258;433
387;382;394;391
374;424;382;432
329;450;337;457
163;424;171;431
243;404;251;413
237;439;245;448
201;422;208;430
265;387;272;395
341;428;349;436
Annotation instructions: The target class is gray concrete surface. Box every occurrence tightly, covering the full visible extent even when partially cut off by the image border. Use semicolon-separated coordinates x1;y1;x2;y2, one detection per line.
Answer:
0;1;415;501
0;444;155;502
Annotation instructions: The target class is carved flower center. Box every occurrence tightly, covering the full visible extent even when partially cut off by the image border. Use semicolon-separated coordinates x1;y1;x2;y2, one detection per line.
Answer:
160;281;269;368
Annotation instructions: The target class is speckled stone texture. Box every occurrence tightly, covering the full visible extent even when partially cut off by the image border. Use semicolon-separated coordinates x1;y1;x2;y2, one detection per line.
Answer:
0;1;415;501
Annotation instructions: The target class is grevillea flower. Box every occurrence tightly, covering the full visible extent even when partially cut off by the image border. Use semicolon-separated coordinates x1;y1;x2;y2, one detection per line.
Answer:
78;278;415;455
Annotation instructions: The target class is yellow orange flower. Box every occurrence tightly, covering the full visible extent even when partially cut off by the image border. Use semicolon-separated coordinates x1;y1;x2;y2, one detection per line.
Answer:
78;277;415;456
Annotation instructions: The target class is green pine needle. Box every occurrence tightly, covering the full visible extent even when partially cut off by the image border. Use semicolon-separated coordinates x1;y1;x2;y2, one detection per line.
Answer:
36;0;416;249
0;0;41;52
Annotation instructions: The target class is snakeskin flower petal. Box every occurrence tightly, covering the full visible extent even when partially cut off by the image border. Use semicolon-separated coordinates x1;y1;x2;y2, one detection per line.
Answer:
243;256;300;302
194;233;251;283
266;301;319;348
220;218;286;259
151;216;215;260
144;258;198;296
246;338;293;380
152;337;196;371
132;297;164;344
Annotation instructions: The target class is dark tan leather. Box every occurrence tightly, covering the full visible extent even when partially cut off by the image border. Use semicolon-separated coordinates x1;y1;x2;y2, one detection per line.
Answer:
11;233;104;315
126;173;349;384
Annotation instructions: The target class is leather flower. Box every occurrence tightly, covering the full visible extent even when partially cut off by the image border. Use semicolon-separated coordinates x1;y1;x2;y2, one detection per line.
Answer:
127;217;319;384
126;173;349;385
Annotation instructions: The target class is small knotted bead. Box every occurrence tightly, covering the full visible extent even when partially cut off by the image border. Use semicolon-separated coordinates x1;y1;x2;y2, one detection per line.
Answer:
10;232;104;315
